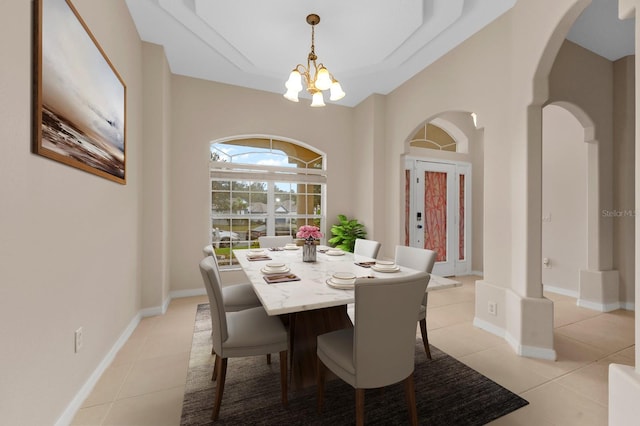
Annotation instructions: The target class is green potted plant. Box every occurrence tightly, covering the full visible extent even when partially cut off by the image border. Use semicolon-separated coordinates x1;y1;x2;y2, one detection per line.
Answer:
329;214;367;252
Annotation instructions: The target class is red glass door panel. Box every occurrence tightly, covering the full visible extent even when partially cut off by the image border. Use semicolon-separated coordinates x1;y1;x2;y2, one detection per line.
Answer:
424;171;447;262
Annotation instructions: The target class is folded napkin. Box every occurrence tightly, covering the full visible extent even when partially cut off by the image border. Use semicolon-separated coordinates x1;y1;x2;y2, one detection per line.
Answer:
263;274;300;284
268;247;284;251
247;255;272;261
355;261;377;268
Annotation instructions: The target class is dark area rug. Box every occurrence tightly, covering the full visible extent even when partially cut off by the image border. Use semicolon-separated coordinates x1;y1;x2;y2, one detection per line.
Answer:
181;304;528;425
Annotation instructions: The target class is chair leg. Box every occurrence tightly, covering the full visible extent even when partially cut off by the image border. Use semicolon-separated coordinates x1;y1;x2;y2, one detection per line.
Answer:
419;318;432;359
279;351;288;407
404;375;418;426
355;388;365;426
211;353;219;381
212;357;227;421
267;353;271;364
316;358;325;413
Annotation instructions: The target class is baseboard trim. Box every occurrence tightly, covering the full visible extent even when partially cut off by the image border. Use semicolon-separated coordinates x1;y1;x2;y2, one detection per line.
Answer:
56;287;210;425
473;317;505;338
470;270;484;277
55;313;142;426
621;302;635;311
577;299;622;312
170;288;207;299
505;332;557;360
543;285;579;299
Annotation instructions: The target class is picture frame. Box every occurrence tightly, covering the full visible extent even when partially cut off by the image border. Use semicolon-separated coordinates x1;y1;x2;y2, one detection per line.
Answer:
32;0;127;184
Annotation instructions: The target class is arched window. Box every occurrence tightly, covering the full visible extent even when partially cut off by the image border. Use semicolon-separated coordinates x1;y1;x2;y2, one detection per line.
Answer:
408;123;458;151
210;136;326;267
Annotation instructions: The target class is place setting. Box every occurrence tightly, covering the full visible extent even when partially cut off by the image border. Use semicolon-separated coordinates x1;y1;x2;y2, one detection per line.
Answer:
325;272;356;289
323;248;345;256
246;248;272;261
370;260;400;273
260;262;300;284
325;272;375;289
283;243;300;251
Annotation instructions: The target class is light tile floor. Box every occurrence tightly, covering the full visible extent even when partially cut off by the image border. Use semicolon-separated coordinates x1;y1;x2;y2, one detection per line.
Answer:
71;276;635;425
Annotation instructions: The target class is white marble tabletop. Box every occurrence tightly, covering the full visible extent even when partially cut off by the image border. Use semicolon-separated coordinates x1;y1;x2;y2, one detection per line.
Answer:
234;248;461;316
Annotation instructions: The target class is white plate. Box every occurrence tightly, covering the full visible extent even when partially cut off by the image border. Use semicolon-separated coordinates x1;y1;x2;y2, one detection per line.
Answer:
326;278;354;289
261;267;291;275
371;265;400;273
284;246;299;250
326;250;345;256
332;272;356;283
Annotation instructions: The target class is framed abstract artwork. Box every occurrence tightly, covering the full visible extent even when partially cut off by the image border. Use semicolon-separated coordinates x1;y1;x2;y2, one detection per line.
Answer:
33;0;126;184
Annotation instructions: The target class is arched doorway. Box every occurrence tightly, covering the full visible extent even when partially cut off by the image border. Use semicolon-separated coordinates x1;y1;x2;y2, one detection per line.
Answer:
403;111;484;277
541;103;590;297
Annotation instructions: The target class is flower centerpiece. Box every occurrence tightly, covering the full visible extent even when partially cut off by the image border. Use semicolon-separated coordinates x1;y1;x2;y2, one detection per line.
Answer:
296;225;323;262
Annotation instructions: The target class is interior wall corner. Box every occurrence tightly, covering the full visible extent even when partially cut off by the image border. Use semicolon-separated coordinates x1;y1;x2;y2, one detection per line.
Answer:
578;269;622;311
504;288;556;361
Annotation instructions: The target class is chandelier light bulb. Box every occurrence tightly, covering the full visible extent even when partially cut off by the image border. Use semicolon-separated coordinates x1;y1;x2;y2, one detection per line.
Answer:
285;70;303;92
315;66;332;91
310;91;325;107
329;81;345;101
284;87;300;102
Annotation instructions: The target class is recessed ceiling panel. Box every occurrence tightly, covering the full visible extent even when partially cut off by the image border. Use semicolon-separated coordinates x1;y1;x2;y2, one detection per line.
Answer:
194;0;424;75
125;0;518;106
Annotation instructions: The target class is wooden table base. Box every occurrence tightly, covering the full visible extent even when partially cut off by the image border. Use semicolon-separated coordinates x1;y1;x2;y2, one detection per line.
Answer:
287;305;353;390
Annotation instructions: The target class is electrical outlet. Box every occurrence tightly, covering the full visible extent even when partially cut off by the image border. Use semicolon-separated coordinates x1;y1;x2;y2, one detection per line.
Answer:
488;301;497;316
75;327;83;353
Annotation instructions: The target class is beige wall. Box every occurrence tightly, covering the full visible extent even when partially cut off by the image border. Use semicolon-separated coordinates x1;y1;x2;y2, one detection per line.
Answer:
377;0;592;356
542;105;588;293
352;94;387;244
0;0;143;424
613;55;636;307
548;40;636;307
141;42;172;310
168;76;354;292
548;40;615;275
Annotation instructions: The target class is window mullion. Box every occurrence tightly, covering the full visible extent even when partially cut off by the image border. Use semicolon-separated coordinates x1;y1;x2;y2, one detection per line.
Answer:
267;182;275;236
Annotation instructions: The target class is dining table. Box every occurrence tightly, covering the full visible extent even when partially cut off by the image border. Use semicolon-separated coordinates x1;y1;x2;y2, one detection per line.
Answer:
233;246;461;389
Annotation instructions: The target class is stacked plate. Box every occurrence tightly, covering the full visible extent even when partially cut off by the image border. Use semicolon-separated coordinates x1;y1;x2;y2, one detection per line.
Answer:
326;272;356;289
371;260;400;273
246;249;266;258
284;243;299;250
261;262;290;274
326;249;345;256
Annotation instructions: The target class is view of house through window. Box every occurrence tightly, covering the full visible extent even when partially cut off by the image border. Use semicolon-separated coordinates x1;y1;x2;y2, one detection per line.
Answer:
210;137;325;267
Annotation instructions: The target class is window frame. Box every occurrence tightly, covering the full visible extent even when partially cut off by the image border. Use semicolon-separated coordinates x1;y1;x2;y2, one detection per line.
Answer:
209;136;326;269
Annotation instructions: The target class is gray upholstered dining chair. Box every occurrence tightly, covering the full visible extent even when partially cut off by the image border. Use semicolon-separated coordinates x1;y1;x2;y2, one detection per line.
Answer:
199;257;289;420
202;245;261;312
394;245;437;359
316;272;430;426
202;245;271;366
258;235;294;248
353;238;382;259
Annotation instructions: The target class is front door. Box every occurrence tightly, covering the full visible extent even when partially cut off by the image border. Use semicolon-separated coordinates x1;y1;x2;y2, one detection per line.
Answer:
405;159;471;276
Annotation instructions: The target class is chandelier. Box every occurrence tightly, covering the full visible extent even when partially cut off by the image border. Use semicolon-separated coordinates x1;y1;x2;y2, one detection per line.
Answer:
283;14;345;107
